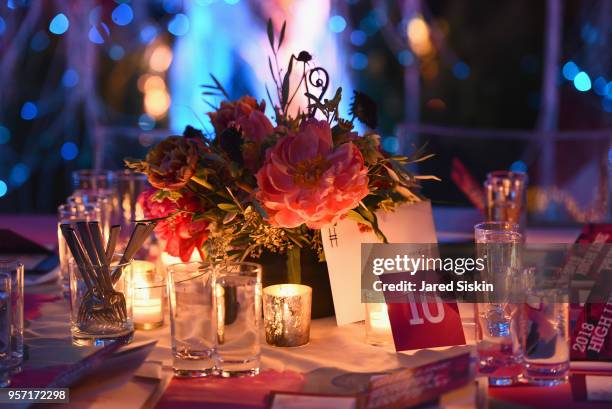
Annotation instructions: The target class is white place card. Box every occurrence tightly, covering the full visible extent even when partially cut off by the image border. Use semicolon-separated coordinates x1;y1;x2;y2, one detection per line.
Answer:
322;201;437;325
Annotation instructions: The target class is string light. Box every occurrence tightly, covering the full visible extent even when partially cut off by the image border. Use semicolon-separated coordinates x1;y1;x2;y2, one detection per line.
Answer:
573;71;591;92
20;102;38;120
149;45;173;72
350;30;366;46
329;15;347;33
407;16;432;56
49;13;69;35
112;3;134;26
0;180;7;198
167;14;189;36
9;164;30;187
0;125;10;144
62;69;79;88
350;52;368;70
60;142;78;160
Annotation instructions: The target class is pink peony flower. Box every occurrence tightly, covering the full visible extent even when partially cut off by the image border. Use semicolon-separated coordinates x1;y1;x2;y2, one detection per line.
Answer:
138;189;209;262
255;119;369;229
208;96;273;143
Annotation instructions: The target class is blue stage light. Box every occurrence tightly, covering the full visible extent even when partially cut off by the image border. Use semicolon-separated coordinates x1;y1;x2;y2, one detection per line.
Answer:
62;69;79;88
49;13;69;35
0;180;7;197
398;50;414;66
30;31;50;52
351;52;368;70
0;125;10;144
88;23;109;44
573;72;591;92
350;30;366;46
140;25;157;44
162;0;181;14
168;14;190;36
60;142;78;160
562;61;579;81
382;137;399;154
594;77;607;95
138;114;155;131
329;15;347;33
9;163;29;186
0;17;6;36
452;61;470;80
20;102;38;120
510;161;527;173
109;45;125;60
112;3;134;26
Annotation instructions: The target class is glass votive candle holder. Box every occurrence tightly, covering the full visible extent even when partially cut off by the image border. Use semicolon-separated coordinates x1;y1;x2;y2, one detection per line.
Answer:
132;260;164;330
364;303;394;346
263;284;312;347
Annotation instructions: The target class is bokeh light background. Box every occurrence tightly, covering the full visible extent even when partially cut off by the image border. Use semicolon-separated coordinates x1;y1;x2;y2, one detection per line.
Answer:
0;0;610;223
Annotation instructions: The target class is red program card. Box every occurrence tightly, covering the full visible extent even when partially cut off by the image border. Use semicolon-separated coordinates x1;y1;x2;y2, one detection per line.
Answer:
380;272;466;351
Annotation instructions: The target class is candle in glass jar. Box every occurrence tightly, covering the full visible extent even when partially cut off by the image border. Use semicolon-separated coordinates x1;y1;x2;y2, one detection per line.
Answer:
365;303;393;346
263;284;312;347
132;260;164;330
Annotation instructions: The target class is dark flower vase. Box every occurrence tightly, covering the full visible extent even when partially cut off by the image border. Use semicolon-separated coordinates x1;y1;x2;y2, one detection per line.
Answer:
252;248;335;319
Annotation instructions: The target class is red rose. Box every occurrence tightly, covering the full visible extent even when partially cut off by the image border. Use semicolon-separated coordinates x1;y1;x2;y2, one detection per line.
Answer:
139;188;209;262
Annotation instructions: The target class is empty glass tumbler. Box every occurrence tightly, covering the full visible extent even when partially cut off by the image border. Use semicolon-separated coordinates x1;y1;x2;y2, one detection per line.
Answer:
0;261;24;369
474;222;524;386
521;268;570;386
167;262;217;377
215;262;262;377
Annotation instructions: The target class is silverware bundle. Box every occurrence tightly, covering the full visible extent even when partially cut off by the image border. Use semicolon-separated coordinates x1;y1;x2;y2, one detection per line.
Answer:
60;221;156;325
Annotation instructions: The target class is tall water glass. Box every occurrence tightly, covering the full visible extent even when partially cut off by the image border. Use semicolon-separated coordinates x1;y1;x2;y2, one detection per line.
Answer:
522;267;570;385
69;190;112;240
0;274;11;387
474;222;523;386
215;262;262;377
115;170;149;248
72;169;118;225
167;262;217;377
72;169;115;191
0;261;23;369
57;203;101;297
485;171;528;231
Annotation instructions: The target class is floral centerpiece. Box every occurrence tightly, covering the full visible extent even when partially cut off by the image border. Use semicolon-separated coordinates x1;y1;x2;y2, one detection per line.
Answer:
127;20;436;285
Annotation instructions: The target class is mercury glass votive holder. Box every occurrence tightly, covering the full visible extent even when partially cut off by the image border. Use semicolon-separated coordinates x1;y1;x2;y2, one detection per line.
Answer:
263;284;312;347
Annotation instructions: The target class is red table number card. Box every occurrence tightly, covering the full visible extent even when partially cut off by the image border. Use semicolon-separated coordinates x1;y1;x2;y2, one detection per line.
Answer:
380;272;466;351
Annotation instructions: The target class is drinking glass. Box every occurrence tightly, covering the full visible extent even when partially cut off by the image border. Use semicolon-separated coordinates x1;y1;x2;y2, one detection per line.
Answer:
115;170;148;246
58;203;102;297
72;169;118;224
484;171;528;231
69;190;113;240
521;267;570;385
0;261;24;368
215;262;262;377
167;262;217;377
474;222;523;386
0;274;12;387
72;169;115;191
69;258;134;346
